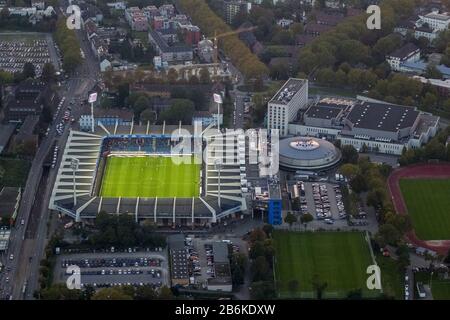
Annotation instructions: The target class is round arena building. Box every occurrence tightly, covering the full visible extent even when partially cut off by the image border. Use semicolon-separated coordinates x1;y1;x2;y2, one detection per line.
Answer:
279;136;341;171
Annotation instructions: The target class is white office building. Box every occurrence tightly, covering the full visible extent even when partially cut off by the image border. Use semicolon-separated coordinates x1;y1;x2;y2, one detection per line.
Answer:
418;11;450;31
267;78;308;136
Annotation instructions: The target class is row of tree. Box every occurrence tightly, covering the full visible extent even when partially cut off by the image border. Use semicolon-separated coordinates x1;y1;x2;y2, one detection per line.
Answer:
338;154;412;257
54;18;82;74
178;0;268;81
39;283;174;300
246;226;276;299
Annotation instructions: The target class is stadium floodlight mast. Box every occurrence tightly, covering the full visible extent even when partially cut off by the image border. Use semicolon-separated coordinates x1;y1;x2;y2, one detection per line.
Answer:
70;158;79;206
88;92;98;133
214;158;222;208
213;93;223;132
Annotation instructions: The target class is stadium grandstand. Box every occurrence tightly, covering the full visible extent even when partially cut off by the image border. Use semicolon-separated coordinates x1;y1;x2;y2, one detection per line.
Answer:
49;121;282;227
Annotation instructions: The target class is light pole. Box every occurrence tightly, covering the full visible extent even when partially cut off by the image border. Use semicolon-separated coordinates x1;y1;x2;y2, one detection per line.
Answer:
70;158;79;206
213;93;223;132
214;158;222;209
88;92;98;133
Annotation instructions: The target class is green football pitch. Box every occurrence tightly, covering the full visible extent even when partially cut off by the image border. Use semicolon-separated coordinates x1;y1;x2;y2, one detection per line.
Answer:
99;155;201;198
399;178;450;240
273;231;379;299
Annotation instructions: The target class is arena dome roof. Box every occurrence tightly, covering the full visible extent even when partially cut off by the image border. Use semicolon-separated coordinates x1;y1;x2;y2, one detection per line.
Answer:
279;136;341;171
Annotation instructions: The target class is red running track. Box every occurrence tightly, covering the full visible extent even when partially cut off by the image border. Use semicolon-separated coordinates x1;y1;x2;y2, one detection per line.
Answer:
387;163;450;256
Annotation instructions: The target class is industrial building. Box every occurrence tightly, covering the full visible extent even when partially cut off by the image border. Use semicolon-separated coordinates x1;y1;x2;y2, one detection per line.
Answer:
288;96;439;155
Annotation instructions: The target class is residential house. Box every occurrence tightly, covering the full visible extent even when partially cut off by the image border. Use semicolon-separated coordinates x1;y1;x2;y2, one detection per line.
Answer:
386;43;421;72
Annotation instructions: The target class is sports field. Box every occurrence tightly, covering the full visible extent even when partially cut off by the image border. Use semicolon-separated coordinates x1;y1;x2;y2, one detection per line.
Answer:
100;155;201;198
273;231;378;299
399;179;450;240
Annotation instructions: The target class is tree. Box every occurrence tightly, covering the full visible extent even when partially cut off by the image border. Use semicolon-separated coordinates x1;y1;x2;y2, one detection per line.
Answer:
157;286;174;299
287;279;299;296
284;212;297;227
262;224;274;238
444;248;450;264
375;223;401;247
250;281;275;299
316;68;335;86
251;256;270;282
396;244;411;271
140;108;156;124
341;145;359;164
339;163;360;179
167;68;178;83
199;68;211;84
23;62;36;79
159;99;195;124
249;228;267;244
41;63;56;83
424;65;443;79
92;287;133;300
349;174;368;193
39;284;82;300
133;95;151;118
312;274;328;299
300;213;313;230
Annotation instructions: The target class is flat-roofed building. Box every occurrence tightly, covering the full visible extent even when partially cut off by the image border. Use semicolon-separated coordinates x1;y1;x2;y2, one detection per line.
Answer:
288;96;440;155
418;11;450;31
267;78;308;136
168;234;189;286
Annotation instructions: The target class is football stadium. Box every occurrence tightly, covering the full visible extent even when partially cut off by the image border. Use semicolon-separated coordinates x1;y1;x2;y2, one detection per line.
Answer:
49;123;281;227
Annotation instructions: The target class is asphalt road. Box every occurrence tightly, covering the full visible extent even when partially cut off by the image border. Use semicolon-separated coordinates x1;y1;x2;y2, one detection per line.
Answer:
0;5;100;299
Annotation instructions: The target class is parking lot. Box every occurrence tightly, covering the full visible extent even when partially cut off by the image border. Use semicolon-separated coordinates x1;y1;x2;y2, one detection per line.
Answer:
0;33;60;76
187;237;242;288
53;250;169;289
286;180;375;230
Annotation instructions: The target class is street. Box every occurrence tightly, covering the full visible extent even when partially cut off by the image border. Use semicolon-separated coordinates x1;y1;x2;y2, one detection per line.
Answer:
0;5;100;299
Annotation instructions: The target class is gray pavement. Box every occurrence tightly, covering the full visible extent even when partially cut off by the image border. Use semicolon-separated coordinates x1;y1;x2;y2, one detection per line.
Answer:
52;251;169;289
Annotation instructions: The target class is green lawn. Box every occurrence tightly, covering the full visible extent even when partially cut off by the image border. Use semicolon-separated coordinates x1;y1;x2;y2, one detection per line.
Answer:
414;272;450;300
399;179;450;240
273;231;380;299
100;155;201;198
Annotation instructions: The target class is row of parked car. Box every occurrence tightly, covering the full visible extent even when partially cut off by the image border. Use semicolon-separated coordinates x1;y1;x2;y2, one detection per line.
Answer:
333;185;347;219
79;281;163;289
186;241;201;277
66;268;162;277
61;257;162;269
204;244;216;278
312;183;332;220
51;145;59;169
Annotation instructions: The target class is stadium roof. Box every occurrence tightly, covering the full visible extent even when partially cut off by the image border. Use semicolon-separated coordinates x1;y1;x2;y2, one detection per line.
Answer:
49;125;247;222
346;102;419;132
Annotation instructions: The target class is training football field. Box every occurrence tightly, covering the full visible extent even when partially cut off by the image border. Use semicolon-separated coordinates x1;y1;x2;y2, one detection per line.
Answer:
399;178;450;240
274;231;378;299
100;155;201;198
